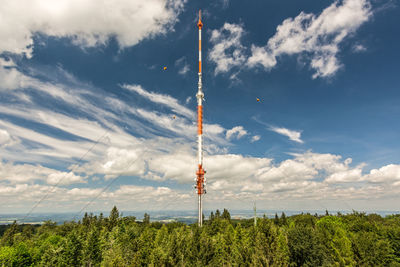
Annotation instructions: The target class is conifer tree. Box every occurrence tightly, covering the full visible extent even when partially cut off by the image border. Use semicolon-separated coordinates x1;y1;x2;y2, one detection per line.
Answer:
209;211;215;222
274;213;279;225
143;213;150;225
222;209;231;221
215;209;221;219
108;206;119;230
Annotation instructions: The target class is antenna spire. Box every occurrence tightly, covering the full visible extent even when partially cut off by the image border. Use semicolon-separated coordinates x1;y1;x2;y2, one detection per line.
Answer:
195;10;205;227
197;10;203;29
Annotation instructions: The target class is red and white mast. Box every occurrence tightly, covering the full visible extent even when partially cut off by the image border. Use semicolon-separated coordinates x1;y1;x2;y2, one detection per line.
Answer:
195;10;206;226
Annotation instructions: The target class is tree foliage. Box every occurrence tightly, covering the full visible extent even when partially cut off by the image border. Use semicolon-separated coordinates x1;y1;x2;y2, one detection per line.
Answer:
0;209;399;266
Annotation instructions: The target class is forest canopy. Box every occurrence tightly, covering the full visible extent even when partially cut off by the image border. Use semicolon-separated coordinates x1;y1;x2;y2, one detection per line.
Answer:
1;207;400;266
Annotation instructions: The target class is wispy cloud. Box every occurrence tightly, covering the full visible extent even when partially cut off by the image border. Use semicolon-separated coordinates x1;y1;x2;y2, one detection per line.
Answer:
175;57;190;75
122;84;194;119
269;126;303;143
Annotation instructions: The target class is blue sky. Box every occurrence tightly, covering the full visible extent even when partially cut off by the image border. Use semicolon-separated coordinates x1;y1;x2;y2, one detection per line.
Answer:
0;0;400;214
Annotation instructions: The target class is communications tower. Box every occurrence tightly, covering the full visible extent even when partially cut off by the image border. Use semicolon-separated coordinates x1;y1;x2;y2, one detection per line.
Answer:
195;10;206;226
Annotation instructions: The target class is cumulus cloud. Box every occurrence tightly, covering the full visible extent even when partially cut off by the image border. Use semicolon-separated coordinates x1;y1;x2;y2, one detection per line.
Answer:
85;147;147;179
209;0;372;79
364;164;400;183
325;168;364;183
208;23;246;75
248;0;372;78
0;160;85;185
0;183;190;213
226;126;248;140
270;126;303;143
0;0;186;57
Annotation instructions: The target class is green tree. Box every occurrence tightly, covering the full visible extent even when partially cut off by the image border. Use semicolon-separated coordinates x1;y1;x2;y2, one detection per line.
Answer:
151;224;169;265
0;221;18;246
83;227;102;266
0;242;33;267
352;231;394;265
274;227;290;265
108;205;120;230
287;223;325;266
209;211;215;222
39;235;64;266
134;227;155;265
386;221;400;263
274;213;279;225
143;213;150;225
316;216;354;265
281;212;288;226
222;209;231;221
215;209;221;219
60;231;82;266
198;229;214;265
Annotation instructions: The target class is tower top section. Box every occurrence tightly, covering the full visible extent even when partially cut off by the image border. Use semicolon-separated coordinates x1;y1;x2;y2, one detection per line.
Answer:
197;10;203;29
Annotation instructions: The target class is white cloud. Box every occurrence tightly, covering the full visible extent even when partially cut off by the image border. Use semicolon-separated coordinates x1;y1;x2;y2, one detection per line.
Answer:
0;59;30;91
250;135;261;143
258;159;316;182
0;129;19;148
206;154;271;181
0;130;11;146
209;0;372;79
47;172;86;185
122;84;194;119
175;57;190;75
364;164;400;183
2;140;400;212
270;126;303;143
292;152;352;173
2;46;400;212
248;0;372;78
95;147;147;179
0;0;186;57
353;44;367;52
179;64;190;75
0;160;85;185
247;45;277;70
0;183;191;213
226;126;247;140
325;168;363;183
208;23;246;75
